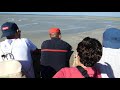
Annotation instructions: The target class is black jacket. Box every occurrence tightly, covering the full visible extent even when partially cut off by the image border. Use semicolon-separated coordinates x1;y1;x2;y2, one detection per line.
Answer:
40;38;72;77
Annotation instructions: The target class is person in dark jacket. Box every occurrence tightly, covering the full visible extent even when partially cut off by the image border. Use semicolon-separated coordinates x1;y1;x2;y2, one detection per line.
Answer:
40;27;72;78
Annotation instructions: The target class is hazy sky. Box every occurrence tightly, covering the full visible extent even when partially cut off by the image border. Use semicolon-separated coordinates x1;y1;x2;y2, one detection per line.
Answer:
0;12;120;17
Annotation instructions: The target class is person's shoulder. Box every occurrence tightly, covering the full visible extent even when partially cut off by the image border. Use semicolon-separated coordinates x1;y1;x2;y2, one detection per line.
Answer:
20;38;34;44
20;38;32;42
0;40;6;45
0;40;5;44
61;67;76;71
61;40;72;49
58;67;70;73
60;39;71;45
58;67;77;76
0;41;5;45
20;38;29;41
42;39;51;43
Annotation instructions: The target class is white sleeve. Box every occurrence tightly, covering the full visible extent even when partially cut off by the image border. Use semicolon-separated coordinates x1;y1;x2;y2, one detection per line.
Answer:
24;38;37;51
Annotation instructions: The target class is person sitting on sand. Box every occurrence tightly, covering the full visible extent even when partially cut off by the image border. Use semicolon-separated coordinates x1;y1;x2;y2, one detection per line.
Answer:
96;28;120;78
53;37;102;78
40;27;72;78
0;22;39;78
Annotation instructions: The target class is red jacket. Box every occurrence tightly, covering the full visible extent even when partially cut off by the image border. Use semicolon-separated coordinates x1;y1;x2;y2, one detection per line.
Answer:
53;67;101;78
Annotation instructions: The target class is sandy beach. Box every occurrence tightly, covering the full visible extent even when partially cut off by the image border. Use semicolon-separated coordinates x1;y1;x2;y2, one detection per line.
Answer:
0;14;120;66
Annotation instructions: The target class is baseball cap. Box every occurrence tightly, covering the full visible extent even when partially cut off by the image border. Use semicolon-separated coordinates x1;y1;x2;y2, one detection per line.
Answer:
49;27;61;34
103;28;120;49
1;22;19;38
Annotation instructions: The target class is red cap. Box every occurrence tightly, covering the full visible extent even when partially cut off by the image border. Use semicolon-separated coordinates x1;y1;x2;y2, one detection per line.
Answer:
49;28;61;34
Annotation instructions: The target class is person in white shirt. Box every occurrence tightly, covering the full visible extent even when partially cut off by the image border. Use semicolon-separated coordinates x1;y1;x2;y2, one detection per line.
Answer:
96;28;120;78
0;22;39;78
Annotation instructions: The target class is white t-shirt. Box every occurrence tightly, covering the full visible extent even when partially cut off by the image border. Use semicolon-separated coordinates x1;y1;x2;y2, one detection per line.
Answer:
96;47;120;78
0;38;37;78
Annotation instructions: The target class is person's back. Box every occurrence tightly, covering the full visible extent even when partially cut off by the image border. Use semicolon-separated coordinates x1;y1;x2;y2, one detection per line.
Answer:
53;67;101;78
53;37;102;78
40;28;72;78
41;38;72;71
96;28;120;78
0;22;37;78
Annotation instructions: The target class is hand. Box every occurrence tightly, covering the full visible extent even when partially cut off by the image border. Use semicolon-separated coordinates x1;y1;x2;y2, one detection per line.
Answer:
72;52;79;67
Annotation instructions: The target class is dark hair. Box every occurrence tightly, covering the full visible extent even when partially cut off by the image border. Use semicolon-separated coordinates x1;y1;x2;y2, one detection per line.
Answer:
77;37;102;67
6;34;16;39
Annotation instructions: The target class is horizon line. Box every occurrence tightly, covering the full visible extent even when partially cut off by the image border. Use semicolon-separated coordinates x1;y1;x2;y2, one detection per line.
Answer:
0;12;120;18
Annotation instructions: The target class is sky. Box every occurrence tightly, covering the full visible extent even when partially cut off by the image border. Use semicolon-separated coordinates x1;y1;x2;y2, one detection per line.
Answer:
0;12;120;17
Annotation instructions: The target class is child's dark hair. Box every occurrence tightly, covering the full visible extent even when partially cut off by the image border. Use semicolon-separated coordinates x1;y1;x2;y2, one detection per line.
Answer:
76;37;102;67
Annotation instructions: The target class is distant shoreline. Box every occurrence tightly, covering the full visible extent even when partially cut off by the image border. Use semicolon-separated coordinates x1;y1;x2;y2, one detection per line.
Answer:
0;13;120;18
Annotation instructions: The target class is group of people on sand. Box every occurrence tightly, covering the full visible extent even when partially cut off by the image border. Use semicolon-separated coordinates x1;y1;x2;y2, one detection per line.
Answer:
0;21;120;78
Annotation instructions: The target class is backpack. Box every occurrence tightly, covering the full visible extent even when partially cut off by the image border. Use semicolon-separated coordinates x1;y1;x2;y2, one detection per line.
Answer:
0;42;26;78
0;60;26;78
0;41;15;61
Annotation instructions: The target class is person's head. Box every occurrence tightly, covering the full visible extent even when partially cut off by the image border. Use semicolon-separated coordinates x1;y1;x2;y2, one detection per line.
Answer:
48;27;61;38
76;37;102;67
1;22;21;39
103;28;120;49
